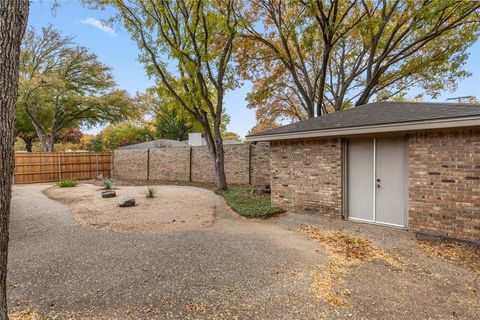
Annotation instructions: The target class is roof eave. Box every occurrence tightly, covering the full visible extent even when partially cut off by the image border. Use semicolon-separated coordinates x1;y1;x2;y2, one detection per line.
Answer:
245;116;480;142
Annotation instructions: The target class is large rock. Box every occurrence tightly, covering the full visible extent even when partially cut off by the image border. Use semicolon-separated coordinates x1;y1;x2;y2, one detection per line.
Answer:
118;196;135;207
101;190;116;198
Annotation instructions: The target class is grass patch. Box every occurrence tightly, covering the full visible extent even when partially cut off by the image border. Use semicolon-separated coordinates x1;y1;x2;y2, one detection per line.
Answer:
56;179;78;188
223;187;283;218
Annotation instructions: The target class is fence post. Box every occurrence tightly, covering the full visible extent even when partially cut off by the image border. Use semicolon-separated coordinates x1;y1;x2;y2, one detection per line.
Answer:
189;147;192;182
58;153;62;180
95;154;99;178
146;149;150;181
248;143;252;185
110;152;114;178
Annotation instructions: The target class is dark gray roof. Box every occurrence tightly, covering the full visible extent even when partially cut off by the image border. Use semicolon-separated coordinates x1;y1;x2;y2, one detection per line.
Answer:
248;101;480;137
118;139;188;149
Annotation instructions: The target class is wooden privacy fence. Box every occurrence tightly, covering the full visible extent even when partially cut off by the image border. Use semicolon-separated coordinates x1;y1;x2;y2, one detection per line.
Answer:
14;152;113;184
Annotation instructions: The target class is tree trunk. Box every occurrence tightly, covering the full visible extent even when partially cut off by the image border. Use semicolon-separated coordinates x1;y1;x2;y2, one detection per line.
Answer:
213;138;227;191
355;76;379;107
30;122;49;152
201;125;228;191
0;1;29;319
316;46;332;117
47;135;55;153
20;137;33;152
25;140;32;153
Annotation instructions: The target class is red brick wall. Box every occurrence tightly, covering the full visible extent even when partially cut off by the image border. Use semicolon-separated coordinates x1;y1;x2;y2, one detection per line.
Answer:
408;129;480;242
270;138;343;217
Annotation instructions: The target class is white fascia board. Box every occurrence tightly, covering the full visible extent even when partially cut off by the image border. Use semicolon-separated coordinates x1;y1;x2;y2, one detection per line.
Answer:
245;116;480;142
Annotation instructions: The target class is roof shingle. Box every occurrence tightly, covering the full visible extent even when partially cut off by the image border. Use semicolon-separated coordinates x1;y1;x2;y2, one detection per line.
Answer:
247;101;480;138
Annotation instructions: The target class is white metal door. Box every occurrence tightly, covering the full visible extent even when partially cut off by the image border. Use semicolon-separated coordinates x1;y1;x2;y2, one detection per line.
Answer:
347;137;407;228
375;137;406;227
347;139;374;222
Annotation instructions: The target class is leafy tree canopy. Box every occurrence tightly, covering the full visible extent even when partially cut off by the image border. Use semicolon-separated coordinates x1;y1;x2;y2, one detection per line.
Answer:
84;0;244;190
101;122;152;150
18;26;135;151
240;0;480;122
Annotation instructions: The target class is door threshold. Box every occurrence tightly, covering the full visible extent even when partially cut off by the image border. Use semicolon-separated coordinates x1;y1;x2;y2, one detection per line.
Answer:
348;217;406;229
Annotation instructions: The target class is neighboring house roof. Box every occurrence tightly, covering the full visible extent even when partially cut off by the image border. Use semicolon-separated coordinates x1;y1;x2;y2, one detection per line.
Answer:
223;139;244;145
118;139;188;149
246;102;480;142
117;138;243;149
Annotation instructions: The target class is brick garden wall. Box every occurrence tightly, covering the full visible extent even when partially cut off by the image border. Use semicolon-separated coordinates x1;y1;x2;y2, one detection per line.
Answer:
250;142;271;186
113;142;270;186
113;149;148;180
270;138;343;217
408;129;480;243
191;144;250;185
150;148;190;181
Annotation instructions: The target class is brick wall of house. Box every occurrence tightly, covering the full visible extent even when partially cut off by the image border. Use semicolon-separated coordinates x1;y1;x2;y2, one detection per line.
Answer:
113;142;270;186
408;129;480;242
270;138;343;217
149;148;191;181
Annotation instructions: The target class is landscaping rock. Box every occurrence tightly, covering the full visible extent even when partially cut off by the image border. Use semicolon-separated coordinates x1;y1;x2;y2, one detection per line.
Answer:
118;196;135;207
101;191;116;198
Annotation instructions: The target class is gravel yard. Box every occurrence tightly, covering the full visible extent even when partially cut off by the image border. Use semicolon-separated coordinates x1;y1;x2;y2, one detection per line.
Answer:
44;184;216;234
8;184;480;319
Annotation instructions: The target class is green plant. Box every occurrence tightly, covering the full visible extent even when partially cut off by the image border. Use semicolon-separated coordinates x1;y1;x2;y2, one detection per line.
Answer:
146;186;158;198
102;177;115;190
223;187;283;218
56;179;78;188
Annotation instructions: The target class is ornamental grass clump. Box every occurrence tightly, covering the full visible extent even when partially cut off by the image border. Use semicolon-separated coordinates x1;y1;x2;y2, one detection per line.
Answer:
102;177;115;190
146;186;158;199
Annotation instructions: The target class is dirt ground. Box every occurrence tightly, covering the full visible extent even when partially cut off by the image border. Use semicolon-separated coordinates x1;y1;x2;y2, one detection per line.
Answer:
44;184;216;234
8;183;480;319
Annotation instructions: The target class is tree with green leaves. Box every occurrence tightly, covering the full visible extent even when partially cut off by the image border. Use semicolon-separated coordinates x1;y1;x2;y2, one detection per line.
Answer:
86;0;243;190
240;0;480;122
15;105;37;152
18;26;134;152
101;122;152;150
1;1;29;318
137;89;198;141
84;133;104;152
223;132;241;141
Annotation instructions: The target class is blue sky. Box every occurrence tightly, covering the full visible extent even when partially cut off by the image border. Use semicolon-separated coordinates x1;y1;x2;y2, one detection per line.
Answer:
29;1;480;138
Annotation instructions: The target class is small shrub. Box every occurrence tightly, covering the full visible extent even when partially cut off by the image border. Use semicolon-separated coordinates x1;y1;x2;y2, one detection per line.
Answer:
146;186;158;198
223;187;283;218
56;179;78;188
102;177;115;190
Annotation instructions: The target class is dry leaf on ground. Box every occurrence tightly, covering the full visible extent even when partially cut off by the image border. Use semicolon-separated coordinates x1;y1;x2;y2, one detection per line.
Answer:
299;225;403;307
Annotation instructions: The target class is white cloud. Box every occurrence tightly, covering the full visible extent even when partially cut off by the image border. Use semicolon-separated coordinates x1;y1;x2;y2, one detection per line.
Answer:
81;17;116;36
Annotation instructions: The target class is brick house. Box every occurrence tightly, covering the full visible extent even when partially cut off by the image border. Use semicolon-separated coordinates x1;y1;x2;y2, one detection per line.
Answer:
246;102;480;243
